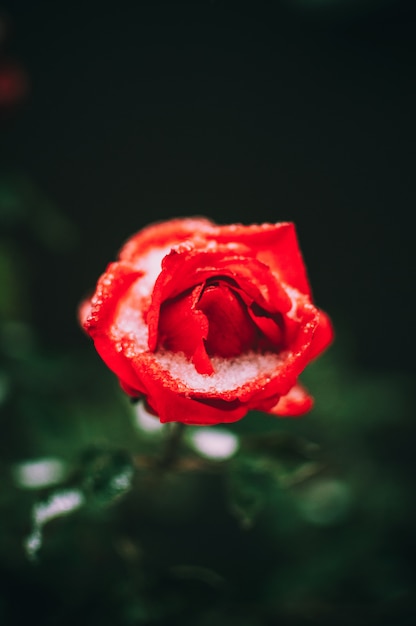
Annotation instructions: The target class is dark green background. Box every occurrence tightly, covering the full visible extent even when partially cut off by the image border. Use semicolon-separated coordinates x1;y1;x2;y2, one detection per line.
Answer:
0;1;415;624
2;0;415;372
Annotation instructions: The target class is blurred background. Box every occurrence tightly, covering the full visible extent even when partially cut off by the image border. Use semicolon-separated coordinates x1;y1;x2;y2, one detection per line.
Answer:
0;1;415;625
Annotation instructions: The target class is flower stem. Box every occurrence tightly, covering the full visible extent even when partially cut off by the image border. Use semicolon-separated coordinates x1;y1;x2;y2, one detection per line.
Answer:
157;422;185;470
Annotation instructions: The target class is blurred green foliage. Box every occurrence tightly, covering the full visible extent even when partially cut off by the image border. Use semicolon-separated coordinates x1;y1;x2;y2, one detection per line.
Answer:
0;176;415;625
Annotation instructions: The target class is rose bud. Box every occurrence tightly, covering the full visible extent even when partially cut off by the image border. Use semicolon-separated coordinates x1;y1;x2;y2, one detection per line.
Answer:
79;218;333;425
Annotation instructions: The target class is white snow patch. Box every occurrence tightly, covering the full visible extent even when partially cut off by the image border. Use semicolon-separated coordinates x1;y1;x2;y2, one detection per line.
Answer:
284;285;305;319
33;489;84;526
189;427;239;460
134;401;165;432
154;350;284;393
110;467;134;491
114;313;148;354
12;457;67;489
131;245;172;298
24;489;85;560
113;245;175;349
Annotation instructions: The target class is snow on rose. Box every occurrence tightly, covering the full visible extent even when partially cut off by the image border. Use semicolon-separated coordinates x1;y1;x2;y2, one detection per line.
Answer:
79;218;333;425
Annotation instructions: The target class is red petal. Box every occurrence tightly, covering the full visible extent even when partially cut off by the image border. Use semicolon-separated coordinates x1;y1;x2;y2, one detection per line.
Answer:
79;262;146;395
197;283;258;357
269;382;314;417
81;262;142;334
120;378;146;397
247;307;283;349
308;310;334;360
235;302;321;403
192;341;215;376
93;333;148;397
136;370;248;425
119;217;216;263
154;246;290;308
209;222;311;296
157;284;213;375
147;246;291;354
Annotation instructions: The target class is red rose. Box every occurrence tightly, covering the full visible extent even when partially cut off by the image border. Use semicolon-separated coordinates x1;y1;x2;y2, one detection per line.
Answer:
79;218;333;425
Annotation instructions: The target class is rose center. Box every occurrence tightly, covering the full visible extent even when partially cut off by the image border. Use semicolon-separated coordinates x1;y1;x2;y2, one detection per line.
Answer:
196;281;257;357
157;277;284;375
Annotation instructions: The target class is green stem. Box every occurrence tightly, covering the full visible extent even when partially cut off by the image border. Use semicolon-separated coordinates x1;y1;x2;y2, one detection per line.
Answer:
157;422;185;470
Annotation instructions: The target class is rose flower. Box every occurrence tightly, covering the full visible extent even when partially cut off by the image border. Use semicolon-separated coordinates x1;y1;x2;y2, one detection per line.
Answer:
79;218;333;425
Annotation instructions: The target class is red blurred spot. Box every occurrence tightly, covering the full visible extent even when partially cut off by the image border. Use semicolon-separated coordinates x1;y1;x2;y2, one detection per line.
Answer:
0;62;28;107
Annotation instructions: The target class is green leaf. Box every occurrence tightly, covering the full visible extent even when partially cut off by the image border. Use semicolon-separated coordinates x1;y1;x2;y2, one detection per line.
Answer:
23;447;135;561
227;433;325;528
24;487;85;561
227;455;272;528
78;447;135;512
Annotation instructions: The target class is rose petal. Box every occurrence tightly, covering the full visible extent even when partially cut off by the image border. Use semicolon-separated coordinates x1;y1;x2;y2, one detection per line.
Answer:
153;246;291;308
269;382;314;417
209;222;311;296
147;246;292;354
136;366;248;425
81;262;142;334
119;217;216;264
157;284;213;375
248;305;283;349
197;283;258;357
308;310;334;360
79;263;147;395
121;220;311;299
